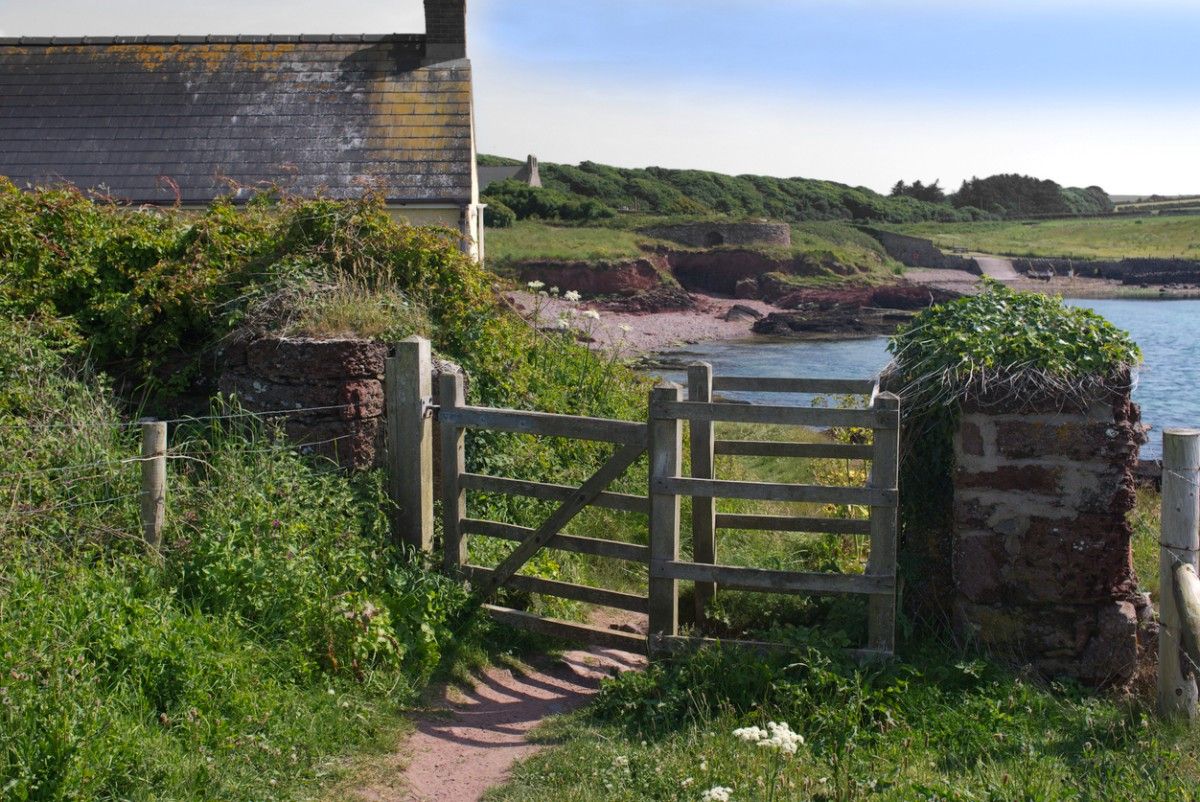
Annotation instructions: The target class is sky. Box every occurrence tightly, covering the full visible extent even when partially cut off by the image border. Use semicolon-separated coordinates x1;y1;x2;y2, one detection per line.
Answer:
2;0;1198;195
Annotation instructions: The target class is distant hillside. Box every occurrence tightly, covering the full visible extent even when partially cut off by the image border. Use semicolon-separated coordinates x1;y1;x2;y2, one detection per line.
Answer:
479;156;979;224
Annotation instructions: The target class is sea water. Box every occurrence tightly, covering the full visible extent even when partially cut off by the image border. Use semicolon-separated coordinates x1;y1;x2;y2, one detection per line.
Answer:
654;299;1200;459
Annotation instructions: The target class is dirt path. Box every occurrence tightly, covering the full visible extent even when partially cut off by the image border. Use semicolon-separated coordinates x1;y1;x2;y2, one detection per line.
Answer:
352;638;645;802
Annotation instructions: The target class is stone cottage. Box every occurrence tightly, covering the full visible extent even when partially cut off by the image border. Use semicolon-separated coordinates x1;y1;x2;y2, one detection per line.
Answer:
0;0;486;260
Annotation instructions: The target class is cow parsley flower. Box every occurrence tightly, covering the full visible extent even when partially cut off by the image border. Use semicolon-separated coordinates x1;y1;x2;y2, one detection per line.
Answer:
581;310;601;321
564;290;582;302
527;280;545;290
733;722;803;755
701;786;733;801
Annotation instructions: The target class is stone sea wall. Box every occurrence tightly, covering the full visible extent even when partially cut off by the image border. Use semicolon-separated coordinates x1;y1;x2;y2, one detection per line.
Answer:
639;221;792;249
952;390;1151;686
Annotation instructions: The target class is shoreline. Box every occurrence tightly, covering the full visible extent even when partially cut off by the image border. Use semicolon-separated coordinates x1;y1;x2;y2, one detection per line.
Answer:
507;273;1200;358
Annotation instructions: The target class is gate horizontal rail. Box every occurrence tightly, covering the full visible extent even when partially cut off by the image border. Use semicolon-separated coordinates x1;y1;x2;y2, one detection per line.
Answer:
440;404;646;444
654;476;895;506
714;440;875;460
652;560;895;596
711;376;879;395
652;400;893;429
459;472;650;514
714;513;871;535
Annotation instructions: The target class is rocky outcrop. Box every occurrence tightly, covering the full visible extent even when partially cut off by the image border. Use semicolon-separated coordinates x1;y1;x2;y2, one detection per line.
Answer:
517;258;667;295
751;283;960;338
667;249;865;296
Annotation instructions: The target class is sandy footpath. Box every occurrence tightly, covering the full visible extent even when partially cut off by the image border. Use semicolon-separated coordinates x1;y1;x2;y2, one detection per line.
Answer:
350;636;645;802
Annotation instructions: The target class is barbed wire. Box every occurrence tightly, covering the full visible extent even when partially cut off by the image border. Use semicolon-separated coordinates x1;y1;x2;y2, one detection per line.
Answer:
0;402;364;432
0;433;358;484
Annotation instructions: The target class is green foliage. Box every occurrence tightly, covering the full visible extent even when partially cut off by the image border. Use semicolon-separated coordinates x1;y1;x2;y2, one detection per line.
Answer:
951;173;1112;218
479;155;972;224
898;214;1200;260
482;180;616;223
887;281;1141;410
483;197;517;228
0;319;486;800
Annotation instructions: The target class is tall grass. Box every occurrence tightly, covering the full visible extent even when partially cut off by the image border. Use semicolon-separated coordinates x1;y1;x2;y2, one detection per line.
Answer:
0;319;476;800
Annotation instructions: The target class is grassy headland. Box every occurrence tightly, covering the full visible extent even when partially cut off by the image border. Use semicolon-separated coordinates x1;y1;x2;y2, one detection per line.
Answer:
896;216;1200;260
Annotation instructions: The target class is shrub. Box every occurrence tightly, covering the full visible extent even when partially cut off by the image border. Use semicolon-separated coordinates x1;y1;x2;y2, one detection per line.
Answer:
483;197;517;228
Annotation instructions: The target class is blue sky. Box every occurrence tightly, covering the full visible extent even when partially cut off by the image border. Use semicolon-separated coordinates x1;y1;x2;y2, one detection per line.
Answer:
3;0;1198;193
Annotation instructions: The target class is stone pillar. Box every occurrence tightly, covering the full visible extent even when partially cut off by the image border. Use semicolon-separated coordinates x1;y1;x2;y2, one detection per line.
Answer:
220;337;388;470
952;389;1149;686
219;336;466;473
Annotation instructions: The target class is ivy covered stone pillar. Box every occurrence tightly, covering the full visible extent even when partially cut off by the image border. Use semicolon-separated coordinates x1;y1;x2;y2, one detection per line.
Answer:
886;283;1150;688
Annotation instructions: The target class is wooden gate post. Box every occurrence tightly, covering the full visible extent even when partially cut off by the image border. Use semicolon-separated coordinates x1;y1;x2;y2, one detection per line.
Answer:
139;419;167;562
440;371;468;575
649;383;683;646
687;363;717;627
1159;428;1200;719
386;336;434;553
866;393;900;654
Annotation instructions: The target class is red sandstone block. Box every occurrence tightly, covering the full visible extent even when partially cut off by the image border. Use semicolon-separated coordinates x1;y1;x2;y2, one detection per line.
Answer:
995;419;1146;462
245;337;387;382
218;373;383;419
956;464;1062;494
284;417;382;471
953;532;1004;604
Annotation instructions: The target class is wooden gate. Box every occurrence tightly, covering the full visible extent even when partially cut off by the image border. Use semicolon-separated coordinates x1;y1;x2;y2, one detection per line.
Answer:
389;339;900;657
649;368;900;657
436;370;651;652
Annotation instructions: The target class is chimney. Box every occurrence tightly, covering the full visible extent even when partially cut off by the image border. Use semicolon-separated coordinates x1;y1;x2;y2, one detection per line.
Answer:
424;0;468;63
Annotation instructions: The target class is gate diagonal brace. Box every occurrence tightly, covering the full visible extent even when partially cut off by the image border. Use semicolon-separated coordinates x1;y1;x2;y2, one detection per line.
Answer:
470;440;647;602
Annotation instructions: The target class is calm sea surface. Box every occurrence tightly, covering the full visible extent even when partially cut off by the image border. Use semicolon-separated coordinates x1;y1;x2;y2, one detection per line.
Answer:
653;299;1200;459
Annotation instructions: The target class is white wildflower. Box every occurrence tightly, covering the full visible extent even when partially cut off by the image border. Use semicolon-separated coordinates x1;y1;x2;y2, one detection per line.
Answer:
564;290;582;302
733;721;803;755
681;777;694;788
701;786;732;802
582;309;601;321
527;280;545;290
556;317;571;330
549;286;560;295
613;755;629;768
618;323;632;333
699;760;708;771
733;726;766;743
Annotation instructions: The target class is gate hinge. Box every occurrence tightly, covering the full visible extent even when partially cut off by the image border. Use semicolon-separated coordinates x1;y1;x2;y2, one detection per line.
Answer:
420;397;439;419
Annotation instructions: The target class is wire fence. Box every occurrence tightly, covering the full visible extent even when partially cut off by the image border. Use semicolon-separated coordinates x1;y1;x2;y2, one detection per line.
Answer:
0;402;365;536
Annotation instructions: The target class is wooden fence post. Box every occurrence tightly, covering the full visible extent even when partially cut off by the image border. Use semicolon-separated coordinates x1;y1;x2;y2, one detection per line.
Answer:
440;371;467;575
1159;428;1200;719
866;393;900;654
139;419;166;562
649;383;683;648
688;363;716;627
386;337;433;553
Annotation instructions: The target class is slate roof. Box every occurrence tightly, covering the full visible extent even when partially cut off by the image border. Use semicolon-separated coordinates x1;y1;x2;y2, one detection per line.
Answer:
0;35;475;205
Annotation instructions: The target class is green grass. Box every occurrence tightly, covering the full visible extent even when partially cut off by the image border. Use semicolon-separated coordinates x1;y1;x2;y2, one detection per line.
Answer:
895;216;1200;260
487;222;655;270
487;642;1198;802
486;219;898;286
